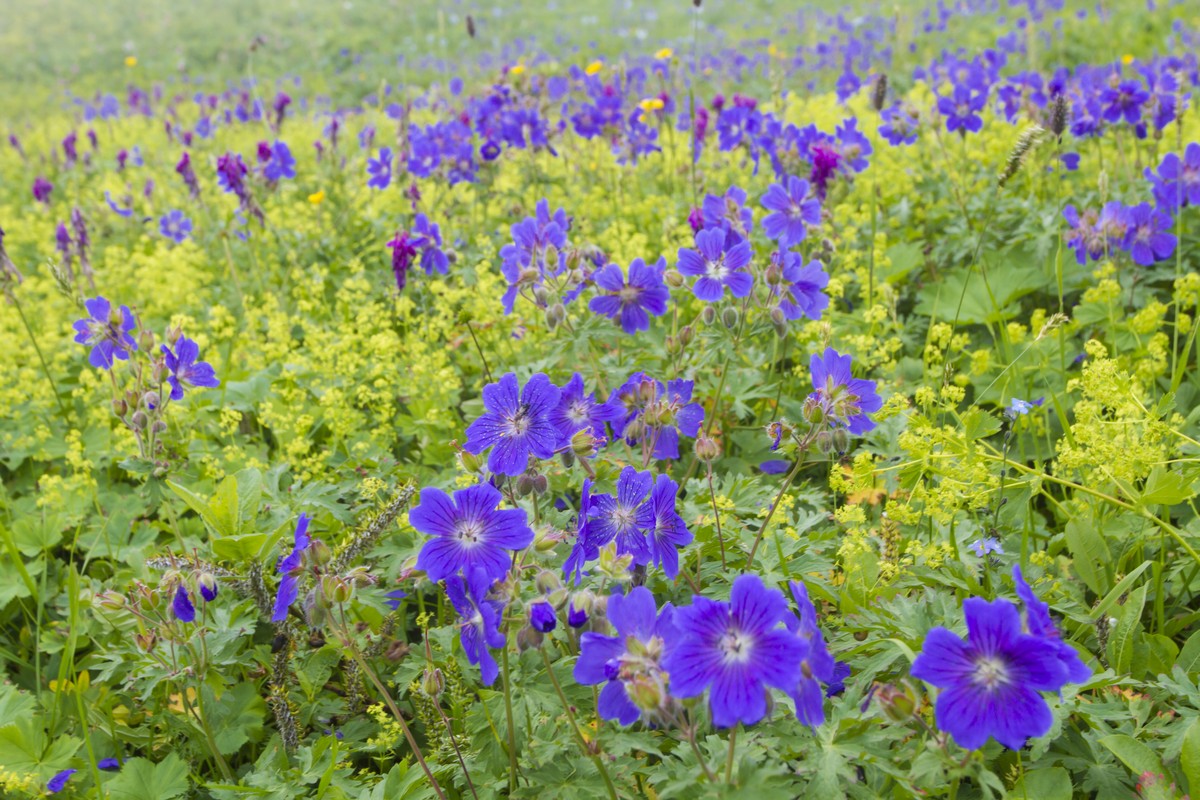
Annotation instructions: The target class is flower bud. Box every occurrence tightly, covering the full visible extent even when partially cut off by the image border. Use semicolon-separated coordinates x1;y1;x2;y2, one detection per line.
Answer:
560;449;576;468
112;398;128;417
720;306;739;329
665;335;680;354
568;601;589;627
832;428;849;454
545;302;565;329
460;449;484;473
95;590;127;610
626;674;663;713
664;269;684;288
308;539;332;567
701;306;716;326
164;324;182;344
534;526;558;552
519;266;539;284
678;324;694;346
531;474;549;496
802;395;824;425
138;329;156;352
345;565;376;588
515;473;535;497
765;262;783;285
571;429;597;457
152;420;168;434
422;667;445;698
694;435;720;462
535;570;562;595
544;245;559;271
151;362;169;385
198;573;219;602
623;418;644;442
876;682;918;722
135;632;157;652
816;430;835;454
130;411;148;431
516;625;544;651
770;307;787;337
533;285;550;306
529;600;557;633
322;575;353;604
1047;94;1069;138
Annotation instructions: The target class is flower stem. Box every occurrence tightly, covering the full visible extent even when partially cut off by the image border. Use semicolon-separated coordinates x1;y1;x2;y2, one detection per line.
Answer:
346;643;448;800
744;436;813;572
706;464;728;571
538;647;619;800
500;637;520;794
12;295;67;416
724;725;738;785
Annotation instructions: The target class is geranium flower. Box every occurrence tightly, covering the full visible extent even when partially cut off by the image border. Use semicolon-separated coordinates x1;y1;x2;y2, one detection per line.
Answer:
410;482;534;583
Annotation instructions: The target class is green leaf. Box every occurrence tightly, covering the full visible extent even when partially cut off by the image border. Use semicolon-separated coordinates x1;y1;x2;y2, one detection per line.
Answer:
962;408;1002;442
1010;767;1071;800
207;475;241;539
1137;466;1194;508
1178;629;1200;674
0;719;79;774
107;753;190;800
1107;584;1147;676
205;684;266;755
1100;733;1164;778
1064;517;1110;595
1182;720;1200;796
1090;561;1152;624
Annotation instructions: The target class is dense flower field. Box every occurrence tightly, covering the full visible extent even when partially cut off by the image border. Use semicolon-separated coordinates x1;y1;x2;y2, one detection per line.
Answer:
4;0;1200;797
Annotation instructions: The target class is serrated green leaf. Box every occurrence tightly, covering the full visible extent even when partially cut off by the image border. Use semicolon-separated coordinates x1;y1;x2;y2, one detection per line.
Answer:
107;753;190;800
1100;734;1164;778
1178;629;1200;674
1138;466;1194;508
1011;767;1071;800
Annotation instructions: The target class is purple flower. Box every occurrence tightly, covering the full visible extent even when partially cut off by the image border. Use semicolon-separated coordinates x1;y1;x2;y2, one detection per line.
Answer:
575;587;674;725
549;372;621;444
272;514;312;623
676;227;753;302
413;213;449;275
938;85;987;134
645;474;692;580
464;372;562;476
1145;143;1200;213
589;466;654;564
563;479;599;584
1012;567;1092;685
262;140;296;182
386;232;418;290
411;482;534;583
1005;397;1044;419
445;567;506;685
499;200;570;314
701;186;753;236
773;252;829;321
1122;202;1177;266
529;600;557;633
760;175;821;249
33;176;53;204
176;152;201;198
589;257;669;335
1100;79;1149;125
826;662;851;697
662;574;806;727
173;584;196;622
787;580;836;727
105;191;134;218
610;374;705;460
971;537;1003;557
72;297;137;370
97;758;121;771
879;103;920;146
806;348;882;435
161;335;220;400
159;210;193;243
910;597;1069;750
47;769;77;794
367;147;393;190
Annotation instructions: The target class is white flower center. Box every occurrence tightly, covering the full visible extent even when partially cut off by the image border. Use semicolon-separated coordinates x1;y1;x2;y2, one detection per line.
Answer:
455;518;485;545
719;628;754;664
973;656;1010;690
705;257;729;281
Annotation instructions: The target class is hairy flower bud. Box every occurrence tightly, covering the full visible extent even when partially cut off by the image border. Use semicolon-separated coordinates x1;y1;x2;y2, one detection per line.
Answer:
770;306;787;337
765;262;783;285
678;324;695;346
95;590;127;610
701;306;716;326
571;429;597;457
694;435;720;461
130;410;148;430
515;473;535;497
721;306;739;329
112;398;128;417
460;449;484;473
137;329;155;352
308;539;332;567
531;474;549;496
545;302;565;329
516;625;544;651
422;666;445;698
876;682;918;722
664;269;684;288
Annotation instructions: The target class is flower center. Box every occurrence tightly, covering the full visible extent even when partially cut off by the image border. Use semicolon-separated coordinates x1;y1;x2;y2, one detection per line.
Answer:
568;400;590;425
455;518;486;545
612;504;637;532
718;627;754;664
506;409;532;436
972;656;1010;690
705;256;729;281
618;285;642;304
